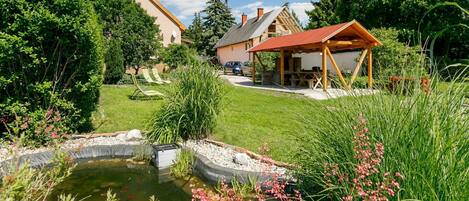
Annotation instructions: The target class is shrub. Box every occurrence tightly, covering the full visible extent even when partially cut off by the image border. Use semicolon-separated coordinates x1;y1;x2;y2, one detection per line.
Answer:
146;63;224;144
0;0;104;133
2;106;71;147
0;150;75;201
170;150;195;178
161;44;199;69
294;78;468;200
104;39;125;84
370;28;426;79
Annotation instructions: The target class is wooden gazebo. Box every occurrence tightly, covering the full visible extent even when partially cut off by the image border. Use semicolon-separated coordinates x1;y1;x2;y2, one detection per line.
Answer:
249;20;382;91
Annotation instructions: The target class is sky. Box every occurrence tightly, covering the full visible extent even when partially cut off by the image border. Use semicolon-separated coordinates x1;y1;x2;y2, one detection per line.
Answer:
159;0;315;27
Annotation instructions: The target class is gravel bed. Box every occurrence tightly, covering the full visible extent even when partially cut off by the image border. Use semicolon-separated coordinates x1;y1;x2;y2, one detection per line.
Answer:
183;140;287;174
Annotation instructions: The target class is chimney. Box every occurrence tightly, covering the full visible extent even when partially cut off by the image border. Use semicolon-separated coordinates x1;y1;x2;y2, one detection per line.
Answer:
241;13;247;26
257;8;264;20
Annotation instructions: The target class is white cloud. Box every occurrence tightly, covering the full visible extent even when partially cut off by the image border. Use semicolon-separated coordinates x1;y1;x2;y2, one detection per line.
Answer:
289;3;314;24
160;0;206;21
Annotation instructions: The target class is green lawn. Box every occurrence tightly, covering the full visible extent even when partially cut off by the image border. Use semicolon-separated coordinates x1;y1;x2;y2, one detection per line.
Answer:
93;81;467;162
92;85;168;133
93;84;333;162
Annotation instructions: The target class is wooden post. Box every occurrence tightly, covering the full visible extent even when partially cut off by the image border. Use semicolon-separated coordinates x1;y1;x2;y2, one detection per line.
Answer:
322;45;328;91
350;49;368;87
367;46;373;88
252;52;257;85
280;49;285;86
325;47;348;89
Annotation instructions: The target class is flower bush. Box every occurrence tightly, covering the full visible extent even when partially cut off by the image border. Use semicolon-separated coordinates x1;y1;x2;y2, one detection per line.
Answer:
322;115;403;200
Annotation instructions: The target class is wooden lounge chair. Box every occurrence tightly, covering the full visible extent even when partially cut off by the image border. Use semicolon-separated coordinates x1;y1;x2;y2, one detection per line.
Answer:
131;74;165;98
142;68;164;84
151;68;171;84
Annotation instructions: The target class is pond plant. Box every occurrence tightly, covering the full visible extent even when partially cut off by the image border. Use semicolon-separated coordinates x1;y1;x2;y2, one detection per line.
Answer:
0;150;75;201
147;62;224;144
170;150;195;179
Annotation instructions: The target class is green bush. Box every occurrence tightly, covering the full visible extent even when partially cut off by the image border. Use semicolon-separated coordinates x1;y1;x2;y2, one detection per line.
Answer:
161;44;199;69
146;63;224;144
370;28;426;79
104;39;125;84
294;78;468;200
0;0;104;134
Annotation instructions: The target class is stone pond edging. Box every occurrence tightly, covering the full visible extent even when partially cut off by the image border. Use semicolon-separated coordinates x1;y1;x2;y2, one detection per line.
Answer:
0;140;288;184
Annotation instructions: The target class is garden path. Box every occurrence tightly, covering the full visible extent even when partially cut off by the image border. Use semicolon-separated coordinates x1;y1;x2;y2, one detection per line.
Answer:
220;74;378;100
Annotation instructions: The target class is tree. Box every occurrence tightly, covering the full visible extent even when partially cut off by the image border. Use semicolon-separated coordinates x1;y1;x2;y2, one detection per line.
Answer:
161;44;199;69
185;12;205;52
307;0;469;77
305;0;341;29
201;0;235;56
104;39;125;84
0;0;104;132
94;0;162;74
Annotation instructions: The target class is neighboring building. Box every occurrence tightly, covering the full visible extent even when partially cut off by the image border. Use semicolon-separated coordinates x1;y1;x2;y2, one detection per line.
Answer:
136;0;186;47
215;7;303;65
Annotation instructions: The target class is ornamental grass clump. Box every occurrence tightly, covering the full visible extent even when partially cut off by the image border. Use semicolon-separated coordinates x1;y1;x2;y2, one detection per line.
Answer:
294;76;468;200
147;63;224;144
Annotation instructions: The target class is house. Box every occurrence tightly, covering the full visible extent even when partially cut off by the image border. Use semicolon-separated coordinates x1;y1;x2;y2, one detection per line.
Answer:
215;7;303;65
136;0;186;47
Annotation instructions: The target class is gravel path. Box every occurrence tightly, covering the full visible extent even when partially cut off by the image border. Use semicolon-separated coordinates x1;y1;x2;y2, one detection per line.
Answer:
184;140;287;174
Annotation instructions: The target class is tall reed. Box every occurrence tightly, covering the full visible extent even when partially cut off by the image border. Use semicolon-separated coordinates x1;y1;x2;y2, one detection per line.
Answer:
146;63;224;144
294;77;468;200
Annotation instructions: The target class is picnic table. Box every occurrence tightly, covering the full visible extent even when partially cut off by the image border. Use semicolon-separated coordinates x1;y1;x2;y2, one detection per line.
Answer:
288;71;323;89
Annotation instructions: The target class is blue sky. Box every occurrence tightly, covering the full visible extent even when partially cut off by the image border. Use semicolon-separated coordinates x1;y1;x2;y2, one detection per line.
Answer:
160;0;314;27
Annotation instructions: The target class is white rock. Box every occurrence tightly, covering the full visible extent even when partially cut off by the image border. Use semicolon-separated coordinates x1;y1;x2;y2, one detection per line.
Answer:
233;153;251;166
116;133;128;141
126;129;142;141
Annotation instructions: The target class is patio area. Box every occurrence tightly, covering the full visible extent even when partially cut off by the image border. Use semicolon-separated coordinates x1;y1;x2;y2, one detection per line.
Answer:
221;74;378;100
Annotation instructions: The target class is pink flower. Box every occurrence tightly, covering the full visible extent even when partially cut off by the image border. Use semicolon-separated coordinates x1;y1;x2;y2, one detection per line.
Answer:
342;195;353;201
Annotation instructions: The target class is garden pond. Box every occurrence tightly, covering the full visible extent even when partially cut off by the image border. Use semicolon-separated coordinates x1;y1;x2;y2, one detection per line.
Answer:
48;159;210;201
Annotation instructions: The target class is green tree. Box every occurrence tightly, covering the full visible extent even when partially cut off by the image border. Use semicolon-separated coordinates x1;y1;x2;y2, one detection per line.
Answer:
94;0;162;74
161;44;199;69
305;0;341;29
185;12;205;52
201;0;235;56
369;28;425;78
104;39;125;84
0;0;104;132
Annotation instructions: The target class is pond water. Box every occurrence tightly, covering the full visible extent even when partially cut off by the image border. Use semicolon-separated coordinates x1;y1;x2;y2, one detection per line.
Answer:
48;159;209;201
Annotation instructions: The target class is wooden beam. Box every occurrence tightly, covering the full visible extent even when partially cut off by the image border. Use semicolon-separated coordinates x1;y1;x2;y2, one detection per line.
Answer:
349;49;368;87
280;49;285;86
252;52;257;84
367;46;373;88
325;47;349;89
327;40;366;46
322;45;328;91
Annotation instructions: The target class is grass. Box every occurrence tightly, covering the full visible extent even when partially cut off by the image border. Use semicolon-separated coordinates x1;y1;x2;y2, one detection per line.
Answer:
294;80;469;200
92;83;337;162
92;85;168;133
